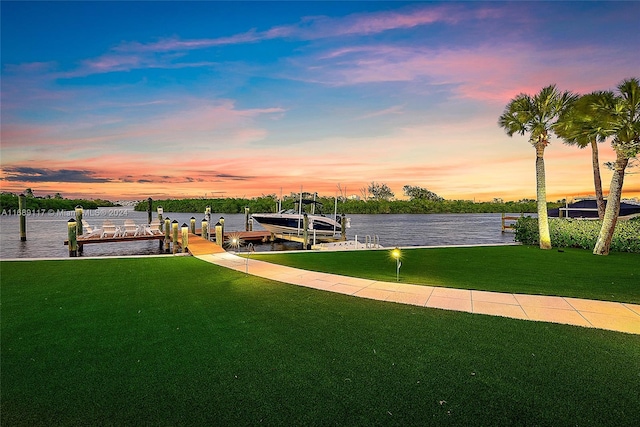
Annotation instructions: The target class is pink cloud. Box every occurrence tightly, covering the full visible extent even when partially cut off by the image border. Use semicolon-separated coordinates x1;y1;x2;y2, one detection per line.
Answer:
2;61;58;75
278;5;459;39
97;3;490;60
303;42;638;104
113;31;265;54
1;97;284;163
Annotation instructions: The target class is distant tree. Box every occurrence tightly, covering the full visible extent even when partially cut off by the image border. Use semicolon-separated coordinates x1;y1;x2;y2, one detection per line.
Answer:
359;186;369;200
336;183;348;201
498;84;578;250
403;185;443;201
54;193;63;199
25;188;34;197
368;182;394;201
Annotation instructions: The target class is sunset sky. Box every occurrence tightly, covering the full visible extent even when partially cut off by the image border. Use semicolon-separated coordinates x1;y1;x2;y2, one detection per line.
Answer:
2;1;639;202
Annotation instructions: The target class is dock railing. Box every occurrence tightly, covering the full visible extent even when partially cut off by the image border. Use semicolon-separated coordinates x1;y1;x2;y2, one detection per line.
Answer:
501;213;522;232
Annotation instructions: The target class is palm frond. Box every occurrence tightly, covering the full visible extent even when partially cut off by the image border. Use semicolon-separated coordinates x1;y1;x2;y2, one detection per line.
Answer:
554;91;615;147
499;84;577;147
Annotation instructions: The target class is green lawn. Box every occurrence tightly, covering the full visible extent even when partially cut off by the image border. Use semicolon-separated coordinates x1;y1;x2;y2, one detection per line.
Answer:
252;245;640;304
1;257;639;426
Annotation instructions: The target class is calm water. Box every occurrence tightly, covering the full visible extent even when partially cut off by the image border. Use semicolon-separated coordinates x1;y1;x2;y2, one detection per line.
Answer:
0;208;516;259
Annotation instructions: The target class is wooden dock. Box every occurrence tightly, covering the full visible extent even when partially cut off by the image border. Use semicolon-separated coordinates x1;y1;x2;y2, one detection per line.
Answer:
223;230;272;243
64;233;165;246
272;232;342;245
63;227;348;255
64;230;272;256
184;233;225;255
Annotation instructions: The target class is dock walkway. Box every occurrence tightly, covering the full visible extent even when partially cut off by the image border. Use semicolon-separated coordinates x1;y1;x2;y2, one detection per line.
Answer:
185;233;225;255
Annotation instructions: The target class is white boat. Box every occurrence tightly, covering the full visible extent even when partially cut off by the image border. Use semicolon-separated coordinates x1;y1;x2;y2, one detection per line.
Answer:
251;198;347;237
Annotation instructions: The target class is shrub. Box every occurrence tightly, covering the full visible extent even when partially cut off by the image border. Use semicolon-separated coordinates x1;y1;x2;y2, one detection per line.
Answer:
514;216;640;253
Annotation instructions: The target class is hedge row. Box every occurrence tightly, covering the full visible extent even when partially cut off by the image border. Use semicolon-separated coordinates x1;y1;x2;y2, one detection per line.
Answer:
514;216;640;253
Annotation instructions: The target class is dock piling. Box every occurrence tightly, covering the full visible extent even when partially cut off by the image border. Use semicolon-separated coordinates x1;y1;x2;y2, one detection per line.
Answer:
181;223;189;253
190;217;196;234
18;193;27;241
67;218;78;257
215;220;223;246
75;205;83;236
75;205;84;253
303;213;309;250
171;220;178;254
341;213;346;241
147;197;153;224
202;218;209;241
157;207;164;250
244;207;250;231
164;217;171;253
157;206;163;231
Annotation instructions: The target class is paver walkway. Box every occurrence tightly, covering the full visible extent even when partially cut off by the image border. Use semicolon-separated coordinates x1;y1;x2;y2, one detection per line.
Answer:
195;251;640;335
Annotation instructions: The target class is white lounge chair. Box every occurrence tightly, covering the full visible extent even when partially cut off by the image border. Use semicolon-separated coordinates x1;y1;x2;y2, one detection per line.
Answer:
143;220;162;235
101;220;118;238
81;219;102;238
122;219;141;237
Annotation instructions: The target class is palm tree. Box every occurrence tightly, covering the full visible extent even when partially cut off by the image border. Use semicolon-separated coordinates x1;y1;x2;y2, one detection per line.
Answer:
554;92;615;219
593;78;640;255
498;85;578;249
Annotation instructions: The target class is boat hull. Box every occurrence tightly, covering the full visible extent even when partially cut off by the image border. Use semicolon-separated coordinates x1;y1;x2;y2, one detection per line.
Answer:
251;213;341;236
548;199;640;218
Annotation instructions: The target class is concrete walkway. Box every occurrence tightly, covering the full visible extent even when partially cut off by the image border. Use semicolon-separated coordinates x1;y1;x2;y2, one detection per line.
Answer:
196;252;640;335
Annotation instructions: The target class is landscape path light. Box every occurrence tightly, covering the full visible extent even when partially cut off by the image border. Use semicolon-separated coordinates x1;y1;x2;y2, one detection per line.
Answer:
391;247;402;281
245;243;255;275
